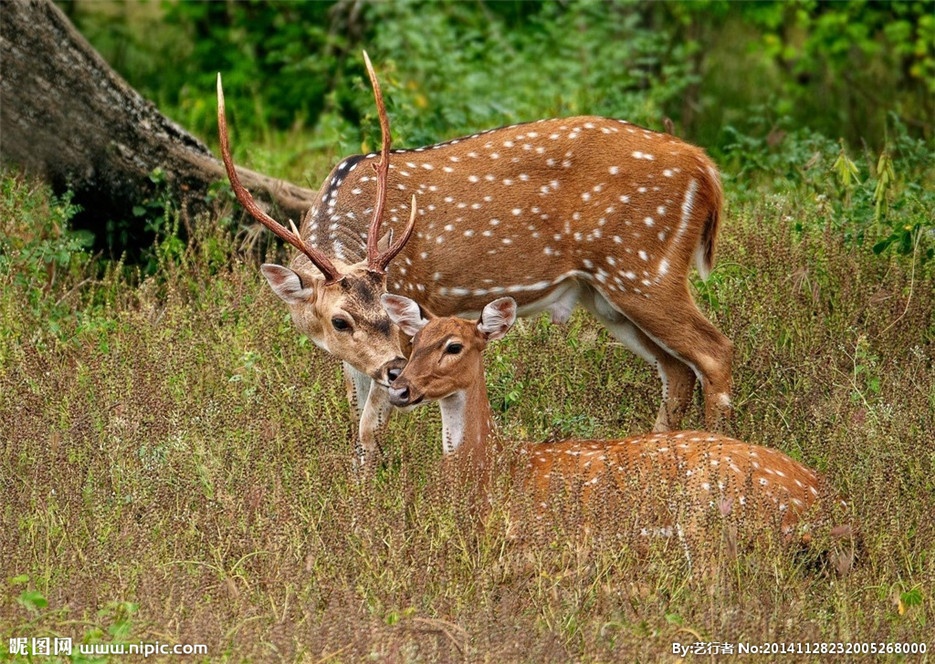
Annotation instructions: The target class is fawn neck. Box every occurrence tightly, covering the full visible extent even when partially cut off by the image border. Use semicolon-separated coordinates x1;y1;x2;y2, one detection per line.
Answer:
440;374;496;471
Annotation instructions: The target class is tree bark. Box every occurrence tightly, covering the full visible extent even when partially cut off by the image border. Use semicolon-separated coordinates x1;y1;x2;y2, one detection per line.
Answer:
0;0;317;241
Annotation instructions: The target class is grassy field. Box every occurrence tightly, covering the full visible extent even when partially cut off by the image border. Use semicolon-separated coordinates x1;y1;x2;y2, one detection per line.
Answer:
1;160;933;663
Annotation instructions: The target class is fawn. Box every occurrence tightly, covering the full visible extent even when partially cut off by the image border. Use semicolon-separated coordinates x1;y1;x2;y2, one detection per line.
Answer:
381;294;853;560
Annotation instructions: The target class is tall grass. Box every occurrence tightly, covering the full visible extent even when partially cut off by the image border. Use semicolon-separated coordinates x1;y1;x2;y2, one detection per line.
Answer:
1;165;932;661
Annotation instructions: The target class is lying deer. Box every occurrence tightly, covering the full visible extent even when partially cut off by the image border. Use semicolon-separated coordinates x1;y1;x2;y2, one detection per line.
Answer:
382;294;853;555
219;54;732;463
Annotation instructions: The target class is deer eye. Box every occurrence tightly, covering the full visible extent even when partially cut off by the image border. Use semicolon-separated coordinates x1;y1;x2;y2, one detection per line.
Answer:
445;342;463;355
332;317;351;332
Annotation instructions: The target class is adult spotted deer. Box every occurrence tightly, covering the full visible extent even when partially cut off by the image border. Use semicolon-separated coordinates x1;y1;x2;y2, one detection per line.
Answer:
382;294;852;552
219;54;732;462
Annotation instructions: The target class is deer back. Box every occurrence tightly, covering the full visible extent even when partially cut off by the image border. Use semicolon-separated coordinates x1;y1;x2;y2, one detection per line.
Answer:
307;116;722;317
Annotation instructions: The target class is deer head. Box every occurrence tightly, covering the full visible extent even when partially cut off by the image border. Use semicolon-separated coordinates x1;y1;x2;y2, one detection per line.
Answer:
382;295;515;406
217;53;416;387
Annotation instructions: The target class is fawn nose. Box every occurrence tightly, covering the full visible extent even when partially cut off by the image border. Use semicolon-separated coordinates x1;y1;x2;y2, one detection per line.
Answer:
388;384;411;407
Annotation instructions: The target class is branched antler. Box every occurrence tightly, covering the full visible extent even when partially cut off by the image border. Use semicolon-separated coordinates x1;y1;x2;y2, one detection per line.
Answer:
217;74;342;284
362;51;417;274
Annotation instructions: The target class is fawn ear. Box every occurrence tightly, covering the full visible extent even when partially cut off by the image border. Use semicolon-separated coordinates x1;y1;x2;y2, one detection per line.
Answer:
381;294;428;337
477;297;517;341
261;264;315;304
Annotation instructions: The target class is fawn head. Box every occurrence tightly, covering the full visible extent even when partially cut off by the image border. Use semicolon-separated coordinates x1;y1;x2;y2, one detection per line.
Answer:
381;295;517;407
218;53;417;386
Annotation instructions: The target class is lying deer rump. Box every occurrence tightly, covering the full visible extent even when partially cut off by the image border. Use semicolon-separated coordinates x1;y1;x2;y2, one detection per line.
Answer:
514;432;850;542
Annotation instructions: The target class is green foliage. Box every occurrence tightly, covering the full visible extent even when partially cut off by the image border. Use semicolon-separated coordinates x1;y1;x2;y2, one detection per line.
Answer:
0;175;93;337
721;113;934;262
69;0;932;162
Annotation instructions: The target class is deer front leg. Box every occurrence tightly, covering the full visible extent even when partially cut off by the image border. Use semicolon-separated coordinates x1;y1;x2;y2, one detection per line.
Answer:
343;362;392;465
343;361;372;420
357;382;395;466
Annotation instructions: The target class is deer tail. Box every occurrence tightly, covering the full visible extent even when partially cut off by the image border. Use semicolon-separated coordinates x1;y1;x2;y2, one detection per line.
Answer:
695;165;723;281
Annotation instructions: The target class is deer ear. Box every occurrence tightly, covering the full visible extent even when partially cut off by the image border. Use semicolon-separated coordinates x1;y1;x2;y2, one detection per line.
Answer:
381;294;428;337
261;264;315;304
477;297;517;341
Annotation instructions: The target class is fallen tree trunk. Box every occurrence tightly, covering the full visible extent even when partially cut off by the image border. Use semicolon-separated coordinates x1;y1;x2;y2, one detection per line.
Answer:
0;0;317;248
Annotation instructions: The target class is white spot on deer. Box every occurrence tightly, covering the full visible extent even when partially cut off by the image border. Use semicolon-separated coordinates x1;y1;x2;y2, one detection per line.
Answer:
581;192;591;202
638;250;648;261
443;166;454;173
449;156;460;162
503;179;514;186
463;229;475;237
619;195;630;203
544;246;555;256
658;259;669;276
663;169;674;178
502;238;513;245
613;236;623;244
512;208;522;216
637;186;647;193
644;217;654;227
482;230;493;237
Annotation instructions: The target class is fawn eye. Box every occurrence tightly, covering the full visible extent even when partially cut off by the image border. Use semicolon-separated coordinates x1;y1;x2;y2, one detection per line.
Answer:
445;342;463;355
332;317;351;332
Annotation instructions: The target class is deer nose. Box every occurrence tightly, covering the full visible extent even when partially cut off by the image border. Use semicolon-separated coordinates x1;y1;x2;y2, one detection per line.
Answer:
378;357;408;387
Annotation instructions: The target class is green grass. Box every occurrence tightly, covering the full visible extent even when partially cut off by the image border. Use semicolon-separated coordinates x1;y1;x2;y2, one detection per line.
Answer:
1;167;933;662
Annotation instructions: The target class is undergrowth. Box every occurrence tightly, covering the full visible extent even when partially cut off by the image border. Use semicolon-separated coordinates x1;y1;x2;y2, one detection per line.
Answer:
1;153;932;661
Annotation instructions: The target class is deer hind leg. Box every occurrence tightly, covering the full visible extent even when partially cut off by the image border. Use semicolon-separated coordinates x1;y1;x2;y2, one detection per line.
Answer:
590;287;733;430
595;287;733;430
581;290;696;431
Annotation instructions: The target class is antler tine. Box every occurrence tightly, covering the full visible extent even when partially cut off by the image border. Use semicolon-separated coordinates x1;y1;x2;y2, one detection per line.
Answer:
362;52;411;273
377;194;418;272
217;73;342;284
